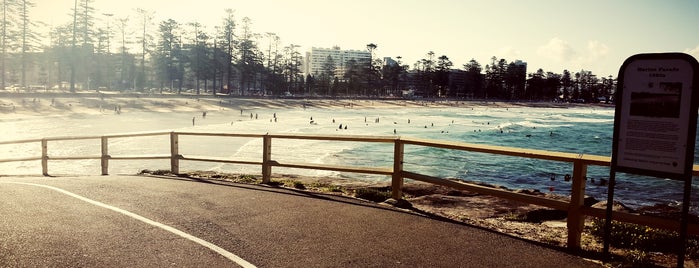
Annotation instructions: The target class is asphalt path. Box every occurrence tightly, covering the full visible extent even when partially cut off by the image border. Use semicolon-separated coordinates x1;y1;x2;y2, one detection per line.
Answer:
0;175;601;267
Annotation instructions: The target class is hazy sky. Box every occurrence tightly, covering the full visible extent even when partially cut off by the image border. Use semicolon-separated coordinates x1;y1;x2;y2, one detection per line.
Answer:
34;0;699;78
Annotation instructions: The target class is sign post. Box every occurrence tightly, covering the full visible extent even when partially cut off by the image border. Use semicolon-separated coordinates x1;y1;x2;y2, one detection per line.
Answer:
607;53;699;267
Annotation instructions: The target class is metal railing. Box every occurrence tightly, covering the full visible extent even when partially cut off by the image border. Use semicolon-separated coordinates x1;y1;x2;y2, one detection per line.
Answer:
1;131;697;250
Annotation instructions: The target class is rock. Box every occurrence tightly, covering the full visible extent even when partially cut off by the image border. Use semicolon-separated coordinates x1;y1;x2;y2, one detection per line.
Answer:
514;189;544;196
591;201;635;213
382;198;413;209
636;204;699;222
520;209;568;223
584;196;599;207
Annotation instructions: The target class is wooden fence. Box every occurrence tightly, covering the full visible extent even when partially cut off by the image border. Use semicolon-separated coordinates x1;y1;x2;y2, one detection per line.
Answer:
1;131;698;250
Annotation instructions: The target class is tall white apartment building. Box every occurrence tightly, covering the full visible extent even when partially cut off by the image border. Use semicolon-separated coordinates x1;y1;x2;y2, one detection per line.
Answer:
305;46;372;77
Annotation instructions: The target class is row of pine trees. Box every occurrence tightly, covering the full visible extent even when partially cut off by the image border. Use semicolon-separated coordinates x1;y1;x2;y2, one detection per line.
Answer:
1;1;614;102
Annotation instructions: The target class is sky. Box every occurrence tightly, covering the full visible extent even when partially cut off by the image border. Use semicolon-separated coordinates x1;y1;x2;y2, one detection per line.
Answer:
33;0;699;78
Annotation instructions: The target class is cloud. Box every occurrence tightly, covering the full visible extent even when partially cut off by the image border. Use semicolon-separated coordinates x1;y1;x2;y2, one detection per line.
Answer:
587;40;610;60
537;38;577;62
493;46;521;60
684;45;699;60
535;38;615;74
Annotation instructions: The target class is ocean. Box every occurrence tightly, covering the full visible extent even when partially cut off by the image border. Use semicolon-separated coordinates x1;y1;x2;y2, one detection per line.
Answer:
1;103;697;212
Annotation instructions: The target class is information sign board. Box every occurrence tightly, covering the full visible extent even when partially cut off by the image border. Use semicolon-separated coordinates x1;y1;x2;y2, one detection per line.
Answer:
612;53;699;180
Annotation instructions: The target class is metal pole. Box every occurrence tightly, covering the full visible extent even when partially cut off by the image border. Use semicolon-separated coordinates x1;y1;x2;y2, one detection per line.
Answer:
677;177;692;267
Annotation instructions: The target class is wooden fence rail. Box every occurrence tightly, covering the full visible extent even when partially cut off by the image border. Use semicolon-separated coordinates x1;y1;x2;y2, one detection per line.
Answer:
1;130;698;251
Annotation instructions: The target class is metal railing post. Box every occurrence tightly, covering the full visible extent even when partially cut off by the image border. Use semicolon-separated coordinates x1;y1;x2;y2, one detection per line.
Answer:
170;132;180;175
101;136;109;175
567;159;588;250
262;135;272;183
41;139;48;176
391;139;405;200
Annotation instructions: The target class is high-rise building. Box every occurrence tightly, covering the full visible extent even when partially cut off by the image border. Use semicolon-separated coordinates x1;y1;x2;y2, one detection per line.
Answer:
510;60;528;99
304;46;371;77
512;60;527;72
383;57;398;67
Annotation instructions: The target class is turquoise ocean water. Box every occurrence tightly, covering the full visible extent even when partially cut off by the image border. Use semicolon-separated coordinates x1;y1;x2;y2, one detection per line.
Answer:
332;106;699;211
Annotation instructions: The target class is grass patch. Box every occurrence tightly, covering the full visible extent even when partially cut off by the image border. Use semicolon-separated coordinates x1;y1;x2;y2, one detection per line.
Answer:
620;250;654;267
589;219;699;258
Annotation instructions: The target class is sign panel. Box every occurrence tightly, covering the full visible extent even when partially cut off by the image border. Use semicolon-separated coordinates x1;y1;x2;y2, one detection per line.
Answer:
612;53;699;180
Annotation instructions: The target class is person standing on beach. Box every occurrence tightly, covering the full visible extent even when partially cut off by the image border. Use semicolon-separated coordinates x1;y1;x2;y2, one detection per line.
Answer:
192;117;195;126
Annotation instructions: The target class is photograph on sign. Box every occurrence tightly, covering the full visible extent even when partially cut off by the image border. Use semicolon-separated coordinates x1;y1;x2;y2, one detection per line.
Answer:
614;57;696;178
629;82;681;118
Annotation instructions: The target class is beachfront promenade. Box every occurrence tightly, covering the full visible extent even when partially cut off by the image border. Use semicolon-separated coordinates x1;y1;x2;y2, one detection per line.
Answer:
0;175;600;267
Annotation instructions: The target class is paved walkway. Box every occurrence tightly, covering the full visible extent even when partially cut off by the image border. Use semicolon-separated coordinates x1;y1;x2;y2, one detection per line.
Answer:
0;175;600;267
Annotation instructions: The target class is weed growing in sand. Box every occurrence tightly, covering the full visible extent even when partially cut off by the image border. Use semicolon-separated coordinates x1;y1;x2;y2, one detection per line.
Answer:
324;185;344;193
354;188;391;203
139;169;171;176
291;181;305;189
505;209;567;223
622;250;654;267
275;179;306;189
236;174;259;183
308;182;345;193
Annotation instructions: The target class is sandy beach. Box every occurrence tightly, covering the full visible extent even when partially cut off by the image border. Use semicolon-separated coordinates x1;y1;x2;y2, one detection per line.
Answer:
0;91;591;119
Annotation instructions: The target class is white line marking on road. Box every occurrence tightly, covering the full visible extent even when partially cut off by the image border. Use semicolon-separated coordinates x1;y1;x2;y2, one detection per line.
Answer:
1;181;256;268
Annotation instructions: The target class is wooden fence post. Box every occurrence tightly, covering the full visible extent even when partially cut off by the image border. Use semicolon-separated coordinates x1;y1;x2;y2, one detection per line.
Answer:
101;136;109;175
262;135;272;183
41;139;48;176
391;139;405;200
170;132;179;175
567;159;588;250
